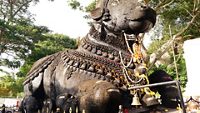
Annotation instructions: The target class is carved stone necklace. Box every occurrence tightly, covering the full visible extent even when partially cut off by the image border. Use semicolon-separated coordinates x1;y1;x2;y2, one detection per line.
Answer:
61;49;125;86
60;28;138;87
79;28;133;64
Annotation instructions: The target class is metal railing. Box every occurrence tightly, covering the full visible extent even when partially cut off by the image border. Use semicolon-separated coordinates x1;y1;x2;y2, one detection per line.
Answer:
128;80;186;113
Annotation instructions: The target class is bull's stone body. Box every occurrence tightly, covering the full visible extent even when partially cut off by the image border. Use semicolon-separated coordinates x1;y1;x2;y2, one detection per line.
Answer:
21;0;160;113
23;28;130;113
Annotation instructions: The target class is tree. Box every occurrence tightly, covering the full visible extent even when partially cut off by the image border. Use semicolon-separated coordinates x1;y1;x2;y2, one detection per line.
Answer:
67;0;96;12
0;75;24;97
0;0;78;97
147;0;200;87
0;0;53;72
148;0;200;65
0;19;50;68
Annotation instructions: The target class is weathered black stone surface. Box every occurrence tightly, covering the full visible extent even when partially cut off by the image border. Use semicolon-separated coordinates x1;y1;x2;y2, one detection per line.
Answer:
21;0;157;113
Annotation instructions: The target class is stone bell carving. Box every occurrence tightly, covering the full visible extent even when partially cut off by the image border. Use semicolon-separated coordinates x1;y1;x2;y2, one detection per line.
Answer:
142;94;160;106
131;93;142;106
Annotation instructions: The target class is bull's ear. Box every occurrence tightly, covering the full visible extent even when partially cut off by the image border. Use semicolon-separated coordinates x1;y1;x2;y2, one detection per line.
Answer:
90;7;104;21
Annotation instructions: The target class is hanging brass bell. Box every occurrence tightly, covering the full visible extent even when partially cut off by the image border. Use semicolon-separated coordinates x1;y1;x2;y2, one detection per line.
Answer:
142;94;160;106
131;94;142;106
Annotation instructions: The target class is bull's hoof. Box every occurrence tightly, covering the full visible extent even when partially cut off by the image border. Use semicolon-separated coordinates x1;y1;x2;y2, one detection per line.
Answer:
56;93;78;113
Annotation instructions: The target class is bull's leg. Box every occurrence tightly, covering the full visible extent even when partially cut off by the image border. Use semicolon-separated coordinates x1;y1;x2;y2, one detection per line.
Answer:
42;99;53;113
19;98;25;113
56;93;78;113
78;80;121;113
22;95;43;113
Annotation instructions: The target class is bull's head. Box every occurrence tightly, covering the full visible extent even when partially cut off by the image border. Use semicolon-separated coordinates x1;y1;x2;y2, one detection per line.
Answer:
91;0;156;35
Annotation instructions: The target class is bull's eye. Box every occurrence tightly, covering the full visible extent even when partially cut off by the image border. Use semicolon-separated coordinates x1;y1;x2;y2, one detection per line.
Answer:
111;0;120;6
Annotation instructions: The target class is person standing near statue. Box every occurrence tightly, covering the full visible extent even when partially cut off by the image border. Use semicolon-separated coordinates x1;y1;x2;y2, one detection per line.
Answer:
2;104;5;113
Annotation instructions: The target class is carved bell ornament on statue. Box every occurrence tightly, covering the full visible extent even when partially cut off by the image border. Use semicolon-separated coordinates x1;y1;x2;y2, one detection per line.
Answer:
131;94;142;106
142;94;160;106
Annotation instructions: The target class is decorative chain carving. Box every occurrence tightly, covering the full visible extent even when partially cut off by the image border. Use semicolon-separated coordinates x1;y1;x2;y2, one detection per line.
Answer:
120;32;155;96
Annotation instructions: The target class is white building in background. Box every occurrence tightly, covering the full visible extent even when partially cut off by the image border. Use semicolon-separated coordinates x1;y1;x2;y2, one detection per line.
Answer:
183;38;200;96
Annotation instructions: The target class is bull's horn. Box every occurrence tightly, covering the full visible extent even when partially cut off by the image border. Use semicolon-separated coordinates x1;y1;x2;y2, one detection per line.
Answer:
90;0;110;20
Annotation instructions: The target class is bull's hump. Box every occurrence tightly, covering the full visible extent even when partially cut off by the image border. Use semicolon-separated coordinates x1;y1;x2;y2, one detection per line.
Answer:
23;50;66;85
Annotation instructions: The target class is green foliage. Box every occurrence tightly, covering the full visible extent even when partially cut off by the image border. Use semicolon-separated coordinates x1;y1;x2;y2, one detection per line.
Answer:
0;0;51;69
148;54;187;88
153;0;200;39
147;35;170;54
68;0;96;12
85;1;96;12
0;0;78;97
0;19;50;67
0;75;25;97
147;0;199;89
0;0;78;98
29;33;76;60
67;0;81;10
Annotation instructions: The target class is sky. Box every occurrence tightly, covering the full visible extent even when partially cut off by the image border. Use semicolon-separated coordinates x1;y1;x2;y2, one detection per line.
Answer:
29;0;93;38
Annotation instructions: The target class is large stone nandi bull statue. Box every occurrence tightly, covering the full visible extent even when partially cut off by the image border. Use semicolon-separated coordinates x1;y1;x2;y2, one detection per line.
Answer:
21;0;179;113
